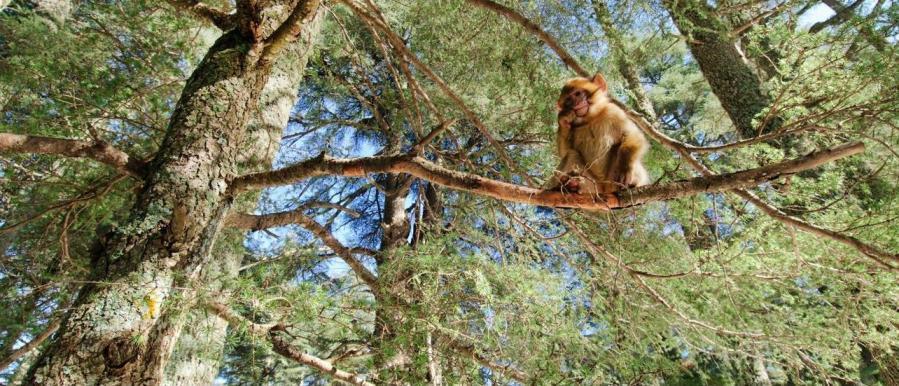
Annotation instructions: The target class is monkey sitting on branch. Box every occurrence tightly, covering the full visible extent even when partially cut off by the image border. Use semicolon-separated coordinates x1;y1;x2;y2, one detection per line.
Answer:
545;73;650;194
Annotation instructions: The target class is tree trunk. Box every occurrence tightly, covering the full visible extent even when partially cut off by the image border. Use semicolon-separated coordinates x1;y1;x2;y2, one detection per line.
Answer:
25;2;320;383
164;10;323;384
662;0;774;137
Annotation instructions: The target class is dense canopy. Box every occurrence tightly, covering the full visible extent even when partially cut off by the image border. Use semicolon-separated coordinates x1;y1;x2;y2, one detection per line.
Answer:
0;0;897;384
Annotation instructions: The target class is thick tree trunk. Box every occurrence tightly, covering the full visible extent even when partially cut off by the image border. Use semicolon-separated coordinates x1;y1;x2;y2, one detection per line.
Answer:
25;2;319;383
164;10;323;384
662;0;774;137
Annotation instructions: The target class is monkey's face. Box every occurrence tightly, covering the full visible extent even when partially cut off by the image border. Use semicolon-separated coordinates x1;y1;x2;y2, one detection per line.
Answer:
556;73;609;118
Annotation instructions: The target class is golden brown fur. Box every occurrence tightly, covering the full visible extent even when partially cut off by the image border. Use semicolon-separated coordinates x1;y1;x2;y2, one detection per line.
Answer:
547;73;650;194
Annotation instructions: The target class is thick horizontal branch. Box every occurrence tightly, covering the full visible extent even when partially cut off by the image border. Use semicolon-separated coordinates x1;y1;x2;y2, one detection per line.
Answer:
227;208;380;290
0;133;144;177
230;143;864;212
207;302;373;386
165;0;235;30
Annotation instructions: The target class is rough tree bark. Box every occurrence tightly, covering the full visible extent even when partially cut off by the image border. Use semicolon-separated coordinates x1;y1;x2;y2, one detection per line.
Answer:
24;1;321;384
163;8;323;384
662;0;774;137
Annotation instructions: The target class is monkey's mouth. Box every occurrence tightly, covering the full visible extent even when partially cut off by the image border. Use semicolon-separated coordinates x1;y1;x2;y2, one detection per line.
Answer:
573;100;590;117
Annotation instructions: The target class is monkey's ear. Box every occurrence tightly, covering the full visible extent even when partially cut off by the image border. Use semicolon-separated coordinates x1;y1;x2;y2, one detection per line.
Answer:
591;73;607;91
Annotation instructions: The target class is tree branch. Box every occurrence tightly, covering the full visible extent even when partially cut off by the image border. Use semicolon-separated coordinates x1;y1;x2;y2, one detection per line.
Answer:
436;332;529;383
0;318;60;371
165;0;235;30
227;209;380;290
585;11;899;268
230;143;864;213
0;133;145;177
809;0;865;33
260;0;321;64
463;0;589;77
206;302;373;386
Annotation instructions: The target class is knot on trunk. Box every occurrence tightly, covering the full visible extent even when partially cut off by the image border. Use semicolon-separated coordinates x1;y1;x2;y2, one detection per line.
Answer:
103;335;142;372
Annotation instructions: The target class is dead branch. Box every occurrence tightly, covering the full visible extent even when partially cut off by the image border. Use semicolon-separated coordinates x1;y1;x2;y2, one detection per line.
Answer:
0;133;144;177
206;302;373;386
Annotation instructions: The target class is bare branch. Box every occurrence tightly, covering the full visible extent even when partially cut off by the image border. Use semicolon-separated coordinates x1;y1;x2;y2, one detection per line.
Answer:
269;325;374;386
463;0;589;77
206;301;276;336
227;202;360;230
207;302;373;386
165;0;235;30
731;1;790;36
0;133;145;177
0;174;129;235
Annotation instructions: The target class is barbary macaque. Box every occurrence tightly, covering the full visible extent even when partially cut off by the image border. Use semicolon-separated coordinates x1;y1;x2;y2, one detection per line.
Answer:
546;73;650;194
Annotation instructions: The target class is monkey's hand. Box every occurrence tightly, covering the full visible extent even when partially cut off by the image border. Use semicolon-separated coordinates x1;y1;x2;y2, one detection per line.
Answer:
557;111;575;131
559;172;581;193
612;164;645;189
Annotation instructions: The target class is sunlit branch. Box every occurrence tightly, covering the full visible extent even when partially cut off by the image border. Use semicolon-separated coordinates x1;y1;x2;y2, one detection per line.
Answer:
413;120;456;154
230;143;864;212
206;302;373;386
0;133;145;177
164;0;235;30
